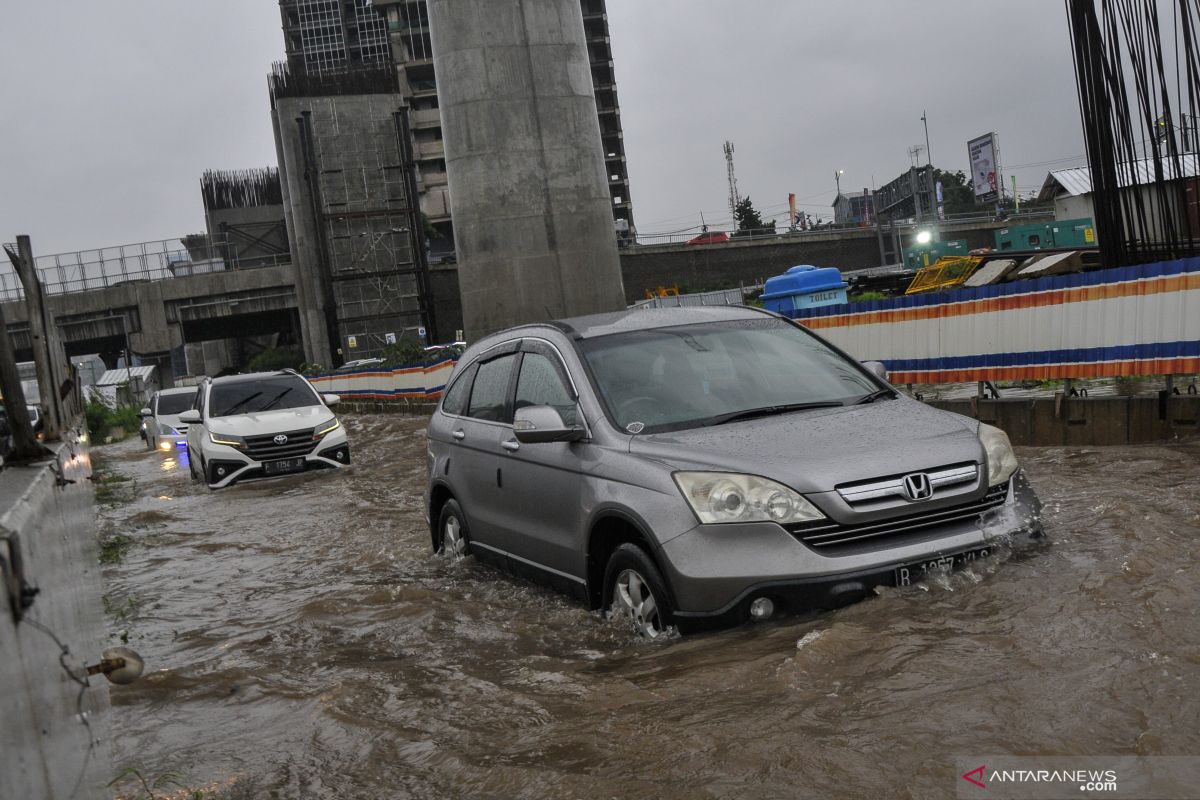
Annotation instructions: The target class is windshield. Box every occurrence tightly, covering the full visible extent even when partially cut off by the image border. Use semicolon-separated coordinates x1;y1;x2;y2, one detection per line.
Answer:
209;376;320;418
157;391;196;415
580;318;879;433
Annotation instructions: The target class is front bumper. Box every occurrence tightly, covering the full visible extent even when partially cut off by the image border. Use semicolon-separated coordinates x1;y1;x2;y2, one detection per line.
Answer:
660;470;1042;627
202;435;351;488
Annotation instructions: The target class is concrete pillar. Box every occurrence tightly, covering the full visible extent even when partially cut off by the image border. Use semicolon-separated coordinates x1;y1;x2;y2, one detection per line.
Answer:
428;0;626;338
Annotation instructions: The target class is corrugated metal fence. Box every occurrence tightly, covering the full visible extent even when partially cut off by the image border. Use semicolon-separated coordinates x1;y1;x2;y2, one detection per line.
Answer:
789;257;1200;385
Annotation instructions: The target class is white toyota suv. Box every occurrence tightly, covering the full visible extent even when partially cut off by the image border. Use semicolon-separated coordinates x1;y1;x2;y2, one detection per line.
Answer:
181;369;349;489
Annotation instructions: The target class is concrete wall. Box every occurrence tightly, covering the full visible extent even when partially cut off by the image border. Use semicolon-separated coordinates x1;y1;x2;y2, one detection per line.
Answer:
1;428;111;799
932;395;1200;446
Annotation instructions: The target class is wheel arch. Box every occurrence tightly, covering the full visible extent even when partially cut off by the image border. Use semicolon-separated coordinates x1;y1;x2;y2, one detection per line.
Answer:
584;508;674;610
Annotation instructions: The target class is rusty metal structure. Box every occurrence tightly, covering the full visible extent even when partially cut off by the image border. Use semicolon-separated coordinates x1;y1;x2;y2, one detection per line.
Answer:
1066;0;1200;267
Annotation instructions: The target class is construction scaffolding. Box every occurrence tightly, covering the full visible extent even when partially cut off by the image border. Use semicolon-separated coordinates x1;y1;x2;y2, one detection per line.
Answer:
272;62;434;365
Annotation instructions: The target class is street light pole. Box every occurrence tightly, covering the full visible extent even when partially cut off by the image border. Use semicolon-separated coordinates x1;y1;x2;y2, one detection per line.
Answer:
834;169;844;222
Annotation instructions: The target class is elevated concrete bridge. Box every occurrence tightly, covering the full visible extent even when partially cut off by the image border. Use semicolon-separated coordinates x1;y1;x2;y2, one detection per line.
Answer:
2;214;1036;377
2;264;300;373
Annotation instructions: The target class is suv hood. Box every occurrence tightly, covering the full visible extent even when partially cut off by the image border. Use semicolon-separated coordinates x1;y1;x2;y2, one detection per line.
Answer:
628;398;982;493
207;405;335;436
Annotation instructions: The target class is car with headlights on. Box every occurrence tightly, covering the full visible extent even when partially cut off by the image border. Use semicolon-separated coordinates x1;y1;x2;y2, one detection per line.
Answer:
140;386;198;452
181;369;348;489
423;306;1042;636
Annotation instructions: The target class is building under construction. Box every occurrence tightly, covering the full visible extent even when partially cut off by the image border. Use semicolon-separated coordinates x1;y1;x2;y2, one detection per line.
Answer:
277;0;635;251
270;63;434;368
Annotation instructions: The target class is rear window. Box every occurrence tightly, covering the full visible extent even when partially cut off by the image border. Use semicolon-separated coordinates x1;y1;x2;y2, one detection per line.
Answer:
157;391;196;415
208;376;320;418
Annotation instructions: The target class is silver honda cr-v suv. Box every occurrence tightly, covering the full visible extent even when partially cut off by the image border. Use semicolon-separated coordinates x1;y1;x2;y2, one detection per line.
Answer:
424;306;1042;636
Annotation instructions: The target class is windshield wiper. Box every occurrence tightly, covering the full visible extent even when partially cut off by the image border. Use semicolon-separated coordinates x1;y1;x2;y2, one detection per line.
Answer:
218;392;262;417
705;402;844;426
854;388;898;404
258;388;294;412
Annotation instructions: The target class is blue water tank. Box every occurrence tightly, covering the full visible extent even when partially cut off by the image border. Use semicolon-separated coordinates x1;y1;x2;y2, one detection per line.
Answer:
761;265;848;314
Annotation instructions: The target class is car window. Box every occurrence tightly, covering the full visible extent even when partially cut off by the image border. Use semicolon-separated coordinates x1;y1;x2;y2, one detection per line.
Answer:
580;318;878;434
467;354;517;423
157;391;196;415
441;363;477;416
514;352;577;426
208;376;320;418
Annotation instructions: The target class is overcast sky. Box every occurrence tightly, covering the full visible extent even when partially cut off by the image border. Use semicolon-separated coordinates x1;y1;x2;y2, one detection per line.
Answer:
0;1;1085;255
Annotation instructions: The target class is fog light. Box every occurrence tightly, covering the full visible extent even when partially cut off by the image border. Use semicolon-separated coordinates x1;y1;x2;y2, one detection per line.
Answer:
335;451;344;461
749;597;774;620
216;467;226;477
158;441;172;451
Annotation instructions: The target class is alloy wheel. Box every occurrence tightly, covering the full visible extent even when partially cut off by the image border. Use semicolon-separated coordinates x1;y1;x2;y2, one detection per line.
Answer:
613;568;666;638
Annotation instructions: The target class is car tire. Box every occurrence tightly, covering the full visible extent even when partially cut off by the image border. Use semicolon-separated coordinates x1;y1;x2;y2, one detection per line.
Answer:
437;499;470;558
603;543;676;639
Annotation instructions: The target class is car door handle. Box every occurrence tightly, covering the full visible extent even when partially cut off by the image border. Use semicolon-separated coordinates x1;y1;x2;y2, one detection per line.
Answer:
452;429;465;440
501;439;520;452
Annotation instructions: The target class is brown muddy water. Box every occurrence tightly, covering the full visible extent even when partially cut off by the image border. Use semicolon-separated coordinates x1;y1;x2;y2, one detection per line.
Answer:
96;415;1200;799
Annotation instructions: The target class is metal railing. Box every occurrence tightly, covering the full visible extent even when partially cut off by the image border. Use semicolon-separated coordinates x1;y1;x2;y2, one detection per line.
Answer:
631;285;759;309
631;210;1057;248
0;234;290;303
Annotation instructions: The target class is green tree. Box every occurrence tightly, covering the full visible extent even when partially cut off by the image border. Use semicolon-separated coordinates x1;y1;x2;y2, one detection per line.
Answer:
932;169;977;215
732;196;776;238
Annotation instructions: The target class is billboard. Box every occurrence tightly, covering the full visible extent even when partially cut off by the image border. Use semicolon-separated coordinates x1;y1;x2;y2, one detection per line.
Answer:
968;133;999;203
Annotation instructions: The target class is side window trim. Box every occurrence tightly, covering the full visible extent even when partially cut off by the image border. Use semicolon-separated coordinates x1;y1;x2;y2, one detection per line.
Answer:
519;339;578;400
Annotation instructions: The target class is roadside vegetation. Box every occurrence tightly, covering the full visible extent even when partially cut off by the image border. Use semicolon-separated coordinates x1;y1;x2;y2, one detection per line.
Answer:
85;398;142;443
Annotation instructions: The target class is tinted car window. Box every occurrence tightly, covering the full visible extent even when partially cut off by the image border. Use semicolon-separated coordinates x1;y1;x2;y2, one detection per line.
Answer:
208;376;320;418
581;318;878;433
514;353;577;426
467;354;516;423
157;391;197;415
441;363;477;416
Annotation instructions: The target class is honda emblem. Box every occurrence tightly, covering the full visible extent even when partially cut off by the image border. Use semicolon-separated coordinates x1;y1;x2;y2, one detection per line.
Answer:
902;473;933;501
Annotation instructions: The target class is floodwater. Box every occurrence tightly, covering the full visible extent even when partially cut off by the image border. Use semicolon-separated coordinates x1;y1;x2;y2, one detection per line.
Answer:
97;416;1200;798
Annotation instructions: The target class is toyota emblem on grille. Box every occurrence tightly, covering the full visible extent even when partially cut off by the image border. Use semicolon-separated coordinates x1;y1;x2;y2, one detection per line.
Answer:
274;434;289;445
902;473;933;501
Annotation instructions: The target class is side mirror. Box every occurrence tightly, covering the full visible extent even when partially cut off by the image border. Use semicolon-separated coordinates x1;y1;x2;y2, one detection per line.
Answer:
513;405;585;444
862;361;889;381
178;410;202;424
323;394;341;406
139;407;152;417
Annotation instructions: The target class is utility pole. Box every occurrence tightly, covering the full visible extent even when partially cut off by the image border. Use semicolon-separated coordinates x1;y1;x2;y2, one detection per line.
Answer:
5;236;67;440
921;110;933;170
724;141;740;221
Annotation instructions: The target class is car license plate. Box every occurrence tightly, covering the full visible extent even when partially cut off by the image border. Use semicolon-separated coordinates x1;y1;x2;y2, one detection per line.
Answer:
894;547;991;587
263;457;306;476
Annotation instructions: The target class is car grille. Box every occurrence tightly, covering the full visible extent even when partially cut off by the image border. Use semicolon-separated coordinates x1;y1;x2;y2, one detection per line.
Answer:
836;462;979;507
787;482;1009;553
243;428;317;461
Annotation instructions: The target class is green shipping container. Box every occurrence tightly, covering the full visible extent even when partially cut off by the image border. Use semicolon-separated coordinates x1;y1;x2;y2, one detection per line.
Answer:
994;217;1096;250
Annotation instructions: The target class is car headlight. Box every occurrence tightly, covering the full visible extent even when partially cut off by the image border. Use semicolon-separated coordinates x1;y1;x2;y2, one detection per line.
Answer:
313;418;341;439
209;431;246;449
978;423;1019;486
673;472;825;525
